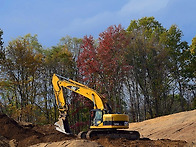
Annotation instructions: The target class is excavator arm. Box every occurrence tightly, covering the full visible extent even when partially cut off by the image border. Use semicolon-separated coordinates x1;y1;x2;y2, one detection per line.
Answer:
52;74;108;134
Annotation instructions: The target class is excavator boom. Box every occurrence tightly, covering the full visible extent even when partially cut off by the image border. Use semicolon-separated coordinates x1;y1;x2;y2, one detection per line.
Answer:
52;74;105;110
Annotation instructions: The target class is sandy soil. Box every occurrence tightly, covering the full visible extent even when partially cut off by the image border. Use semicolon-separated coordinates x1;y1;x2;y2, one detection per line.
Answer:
0;110;196;147
129;109;196;145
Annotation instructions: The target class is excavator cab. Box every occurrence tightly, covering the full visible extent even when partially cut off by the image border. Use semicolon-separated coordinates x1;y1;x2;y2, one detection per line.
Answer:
90;109;103;126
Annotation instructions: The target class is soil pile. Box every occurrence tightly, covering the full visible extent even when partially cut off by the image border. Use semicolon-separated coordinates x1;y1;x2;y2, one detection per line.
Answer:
96;138;187;147
30;138;187;147
0;135;10;147
30;140;102;147
0;114;75;147
129;109;196;145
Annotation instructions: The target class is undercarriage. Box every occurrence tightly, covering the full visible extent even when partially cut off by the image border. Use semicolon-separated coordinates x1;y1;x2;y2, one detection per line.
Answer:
78;129;140;140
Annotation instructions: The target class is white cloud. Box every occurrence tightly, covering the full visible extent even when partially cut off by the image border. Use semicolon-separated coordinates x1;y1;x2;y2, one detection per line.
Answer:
119;0;170;16
62;0;171;38
60;11;114;38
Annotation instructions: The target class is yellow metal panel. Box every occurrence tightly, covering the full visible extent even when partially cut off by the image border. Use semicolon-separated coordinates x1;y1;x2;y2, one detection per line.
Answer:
103;114;129;121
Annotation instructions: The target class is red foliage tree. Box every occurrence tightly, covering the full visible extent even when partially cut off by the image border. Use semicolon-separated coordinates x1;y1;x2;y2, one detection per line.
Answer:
77;25;130;111
77;35;100;81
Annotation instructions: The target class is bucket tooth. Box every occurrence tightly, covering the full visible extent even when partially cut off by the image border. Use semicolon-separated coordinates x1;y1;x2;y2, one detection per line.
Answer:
54;117;71;135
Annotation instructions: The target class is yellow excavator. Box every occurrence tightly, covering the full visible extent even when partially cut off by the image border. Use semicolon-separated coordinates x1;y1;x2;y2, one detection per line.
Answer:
52;74;140;139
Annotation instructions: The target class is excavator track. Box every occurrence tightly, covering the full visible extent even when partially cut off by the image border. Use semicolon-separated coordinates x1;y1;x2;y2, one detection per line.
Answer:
78;131;87;139
78;129;140;140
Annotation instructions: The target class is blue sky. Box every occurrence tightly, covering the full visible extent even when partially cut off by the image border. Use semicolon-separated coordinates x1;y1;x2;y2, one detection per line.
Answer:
1;0;196;48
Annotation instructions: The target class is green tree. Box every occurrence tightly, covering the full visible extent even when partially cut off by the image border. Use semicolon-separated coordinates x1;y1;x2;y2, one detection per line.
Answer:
58;35;83;61
39;37;82;128
126;17;192;119
37;45;76;123
0;34;43;121
188;36;196;78
161;25;189;111
126;17;168;119
188;36;196;109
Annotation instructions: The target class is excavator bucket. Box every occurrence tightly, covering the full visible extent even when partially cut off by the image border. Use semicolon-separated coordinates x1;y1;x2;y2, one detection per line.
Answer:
54;117;72;135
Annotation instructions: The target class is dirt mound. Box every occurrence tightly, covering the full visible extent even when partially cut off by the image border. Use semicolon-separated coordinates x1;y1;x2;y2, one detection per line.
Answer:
96;138;187;147
129;109;196;146
0;135;10;147
0;114;42;141
0;114;76;147
30;139;102;147
29;138;187;147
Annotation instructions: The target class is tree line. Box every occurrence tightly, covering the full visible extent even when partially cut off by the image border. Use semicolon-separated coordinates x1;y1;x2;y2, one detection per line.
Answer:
0;17;195;133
